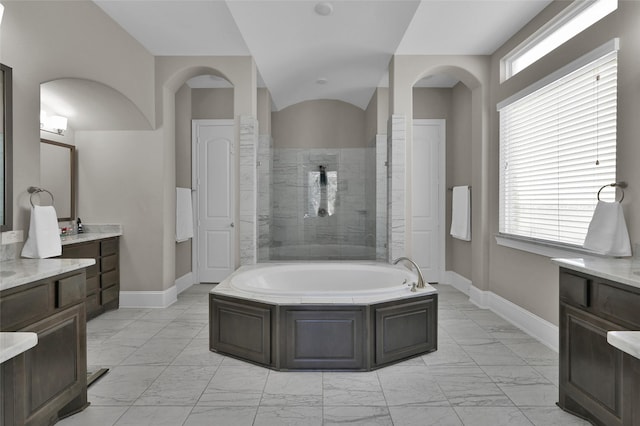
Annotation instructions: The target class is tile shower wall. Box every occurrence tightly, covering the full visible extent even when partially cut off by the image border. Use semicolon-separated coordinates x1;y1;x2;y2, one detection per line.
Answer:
270;147;376;258
257;134;272;262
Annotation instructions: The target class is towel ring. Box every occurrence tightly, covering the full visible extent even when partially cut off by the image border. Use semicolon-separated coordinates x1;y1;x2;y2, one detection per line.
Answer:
597;182;627;203
27;186;55;207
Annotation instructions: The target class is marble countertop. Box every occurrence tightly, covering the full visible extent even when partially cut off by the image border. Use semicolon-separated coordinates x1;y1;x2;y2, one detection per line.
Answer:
0;258;96;292
552;257;640;289
0;332;38;364
608;331;640;360
60;224;123;246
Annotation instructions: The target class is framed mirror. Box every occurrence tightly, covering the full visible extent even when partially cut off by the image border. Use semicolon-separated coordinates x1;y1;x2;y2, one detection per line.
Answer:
1;63;12;232
40;139;76;221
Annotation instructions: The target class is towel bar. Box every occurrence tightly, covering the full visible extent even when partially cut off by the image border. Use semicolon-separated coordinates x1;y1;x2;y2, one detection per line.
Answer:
597;182;626;203
27;186;55;207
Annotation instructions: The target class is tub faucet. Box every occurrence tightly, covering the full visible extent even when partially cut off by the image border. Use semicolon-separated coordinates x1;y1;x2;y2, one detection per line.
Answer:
393;257;426;289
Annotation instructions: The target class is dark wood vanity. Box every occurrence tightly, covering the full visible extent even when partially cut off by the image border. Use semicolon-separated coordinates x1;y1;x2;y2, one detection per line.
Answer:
558;265;640;426
60;236;120;319
1;261;92;426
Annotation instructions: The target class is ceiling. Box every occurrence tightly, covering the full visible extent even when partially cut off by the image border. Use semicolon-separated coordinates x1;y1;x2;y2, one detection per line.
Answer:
91;0;552;111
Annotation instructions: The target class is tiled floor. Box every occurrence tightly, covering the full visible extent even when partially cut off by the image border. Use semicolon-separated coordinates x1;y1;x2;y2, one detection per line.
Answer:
58;284;590;426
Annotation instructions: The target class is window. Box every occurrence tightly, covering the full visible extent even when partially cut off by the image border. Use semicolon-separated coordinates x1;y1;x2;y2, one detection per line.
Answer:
498;41;618;248
502;0;617;81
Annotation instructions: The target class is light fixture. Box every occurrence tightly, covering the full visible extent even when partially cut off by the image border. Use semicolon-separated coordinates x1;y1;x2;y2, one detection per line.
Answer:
314;2;333;16
40;111;68;135
316;77;328;85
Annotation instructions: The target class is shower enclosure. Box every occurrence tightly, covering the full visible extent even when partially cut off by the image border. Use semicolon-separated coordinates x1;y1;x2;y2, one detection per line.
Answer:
257;141;386;261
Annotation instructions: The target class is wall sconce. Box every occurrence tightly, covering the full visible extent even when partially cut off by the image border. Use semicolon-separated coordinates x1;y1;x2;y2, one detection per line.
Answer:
40;110;68;135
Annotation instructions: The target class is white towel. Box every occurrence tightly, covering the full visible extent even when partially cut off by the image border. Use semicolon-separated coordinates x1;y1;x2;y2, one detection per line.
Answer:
21;206;62;259
176;187;194;242
450;186;471;241
583;201;631;257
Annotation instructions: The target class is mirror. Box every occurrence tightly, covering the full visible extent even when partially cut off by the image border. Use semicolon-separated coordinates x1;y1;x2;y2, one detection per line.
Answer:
1;63;13;232
40;139;76;221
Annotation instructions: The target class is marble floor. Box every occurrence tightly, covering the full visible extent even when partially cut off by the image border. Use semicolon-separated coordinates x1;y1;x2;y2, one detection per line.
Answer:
58;283;590;426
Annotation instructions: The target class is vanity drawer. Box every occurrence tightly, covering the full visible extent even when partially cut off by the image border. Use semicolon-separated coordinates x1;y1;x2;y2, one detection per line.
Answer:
62;242;99;259
101;270;118;289
101;239;118;256
594;282;640;329
560;272;590;308
0;283;50;330
101;286;119;305
86;276;99;294
101;254;118;272
56;273;86;308
86;292;100;314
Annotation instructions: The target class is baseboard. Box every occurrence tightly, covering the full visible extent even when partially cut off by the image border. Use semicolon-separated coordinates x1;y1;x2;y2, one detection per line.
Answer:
119;286;178;309
175;272;195;295
443;270;559;353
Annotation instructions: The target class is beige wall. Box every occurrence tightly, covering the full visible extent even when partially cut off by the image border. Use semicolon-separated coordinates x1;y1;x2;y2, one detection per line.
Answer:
413;88;451;119
272;99;366;149
257;88;272;136
486;0;640;325
446;83;473;280
365;88;389;144
192;88;234;119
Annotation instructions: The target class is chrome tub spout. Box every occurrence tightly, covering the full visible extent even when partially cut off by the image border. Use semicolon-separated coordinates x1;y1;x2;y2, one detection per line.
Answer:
392;257;426;289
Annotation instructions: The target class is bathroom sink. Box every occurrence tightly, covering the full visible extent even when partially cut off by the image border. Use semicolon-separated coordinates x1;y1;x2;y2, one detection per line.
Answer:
0;270;16;278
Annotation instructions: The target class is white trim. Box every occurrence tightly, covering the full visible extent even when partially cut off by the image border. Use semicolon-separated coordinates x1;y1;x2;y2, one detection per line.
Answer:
175;272;195;295
470;287;559;353
495;234;604;259
444;270;472;295
119;286;178;309
442;271;559;352
497;38;619;110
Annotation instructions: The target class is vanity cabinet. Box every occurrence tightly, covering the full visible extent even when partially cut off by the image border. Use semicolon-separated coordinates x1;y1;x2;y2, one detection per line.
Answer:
558;267;640;426
61;237;119;319
1;270;88;426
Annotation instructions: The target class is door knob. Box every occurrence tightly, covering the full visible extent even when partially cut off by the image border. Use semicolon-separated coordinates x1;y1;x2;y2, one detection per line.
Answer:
230;222;235;228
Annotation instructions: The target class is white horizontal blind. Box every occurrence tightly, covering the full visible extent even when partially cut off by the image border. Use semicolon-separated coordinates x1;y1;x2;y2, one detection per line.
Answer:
499;51;617;247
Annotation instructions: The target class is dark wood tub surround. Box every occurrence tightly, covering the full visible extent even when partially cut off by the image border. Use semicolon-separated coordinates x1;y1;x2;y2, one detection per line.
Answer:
558;267;640;426
210;292;438;371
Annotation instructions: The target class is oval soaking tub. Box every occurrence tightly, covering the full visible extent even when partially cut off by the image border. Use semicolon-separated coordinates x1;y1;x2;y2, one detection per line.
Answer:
209;263;438;371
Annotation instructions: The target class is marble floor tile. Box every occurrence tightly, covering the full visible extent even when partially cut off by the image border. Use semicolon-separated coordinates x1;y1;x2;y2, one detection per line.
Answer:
520;407;592;425
261;371;323;405
480;365;552;385
323;406;393;425
460;339;527;366
55;405;128;426
377;366;448;406
120;337;191;366
253;405;323;426
497;383;559;407
113;406;192;426
388;406;464;426
533;365;560;387
134;365;217;406
323;371;387;406
171;338;225;366
88;365;165;405
87;338;147;367
153;320;207;339
97;308;151;321
109;319;172;341
422;343;476;367
453;407;535;426
431;366;513;407
198;364;269;406
184;405;257;426
503;341;559;366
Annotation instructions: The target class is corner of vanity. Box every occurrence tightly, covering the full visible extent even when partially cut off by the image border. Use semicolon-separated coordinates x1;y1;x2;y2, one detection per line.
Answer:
553;256;640;426
1;258;95;426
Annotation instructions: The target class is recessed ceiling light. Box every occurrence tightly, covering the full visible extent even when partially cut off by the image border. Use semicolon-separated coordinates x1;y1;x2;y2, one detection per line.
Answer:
316;78;329;85
314;2;333;16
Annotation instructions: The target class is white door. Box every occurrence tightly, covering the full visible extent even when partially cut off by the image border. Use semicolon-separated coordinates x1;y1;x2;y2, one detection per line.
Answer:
193;119;235;283
411;119;445;283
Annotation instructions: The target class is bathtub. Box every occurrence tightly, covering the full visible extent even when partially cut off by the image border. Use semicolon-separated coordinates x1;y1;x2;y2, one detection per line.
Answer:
269;244;377;261
209;263;438;370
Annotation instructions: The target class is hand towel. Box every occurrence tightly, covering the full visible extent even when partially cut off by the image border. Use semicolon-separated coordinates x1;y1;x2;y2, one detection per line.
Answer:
21;206;62;258
176;187;194;242
450;186;471;241
583;201;631;257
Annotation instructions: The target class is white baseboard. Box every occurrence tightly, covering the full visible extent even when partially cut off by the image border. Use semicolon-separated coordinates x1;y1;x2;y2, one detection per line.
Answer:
443;270;559;353
176;272;195;295
120;286;178;309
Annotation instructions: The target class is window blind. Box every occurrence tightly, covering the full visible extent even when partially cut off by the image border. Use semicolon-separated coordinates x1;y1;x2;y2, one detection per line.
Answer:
499;50;617;247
